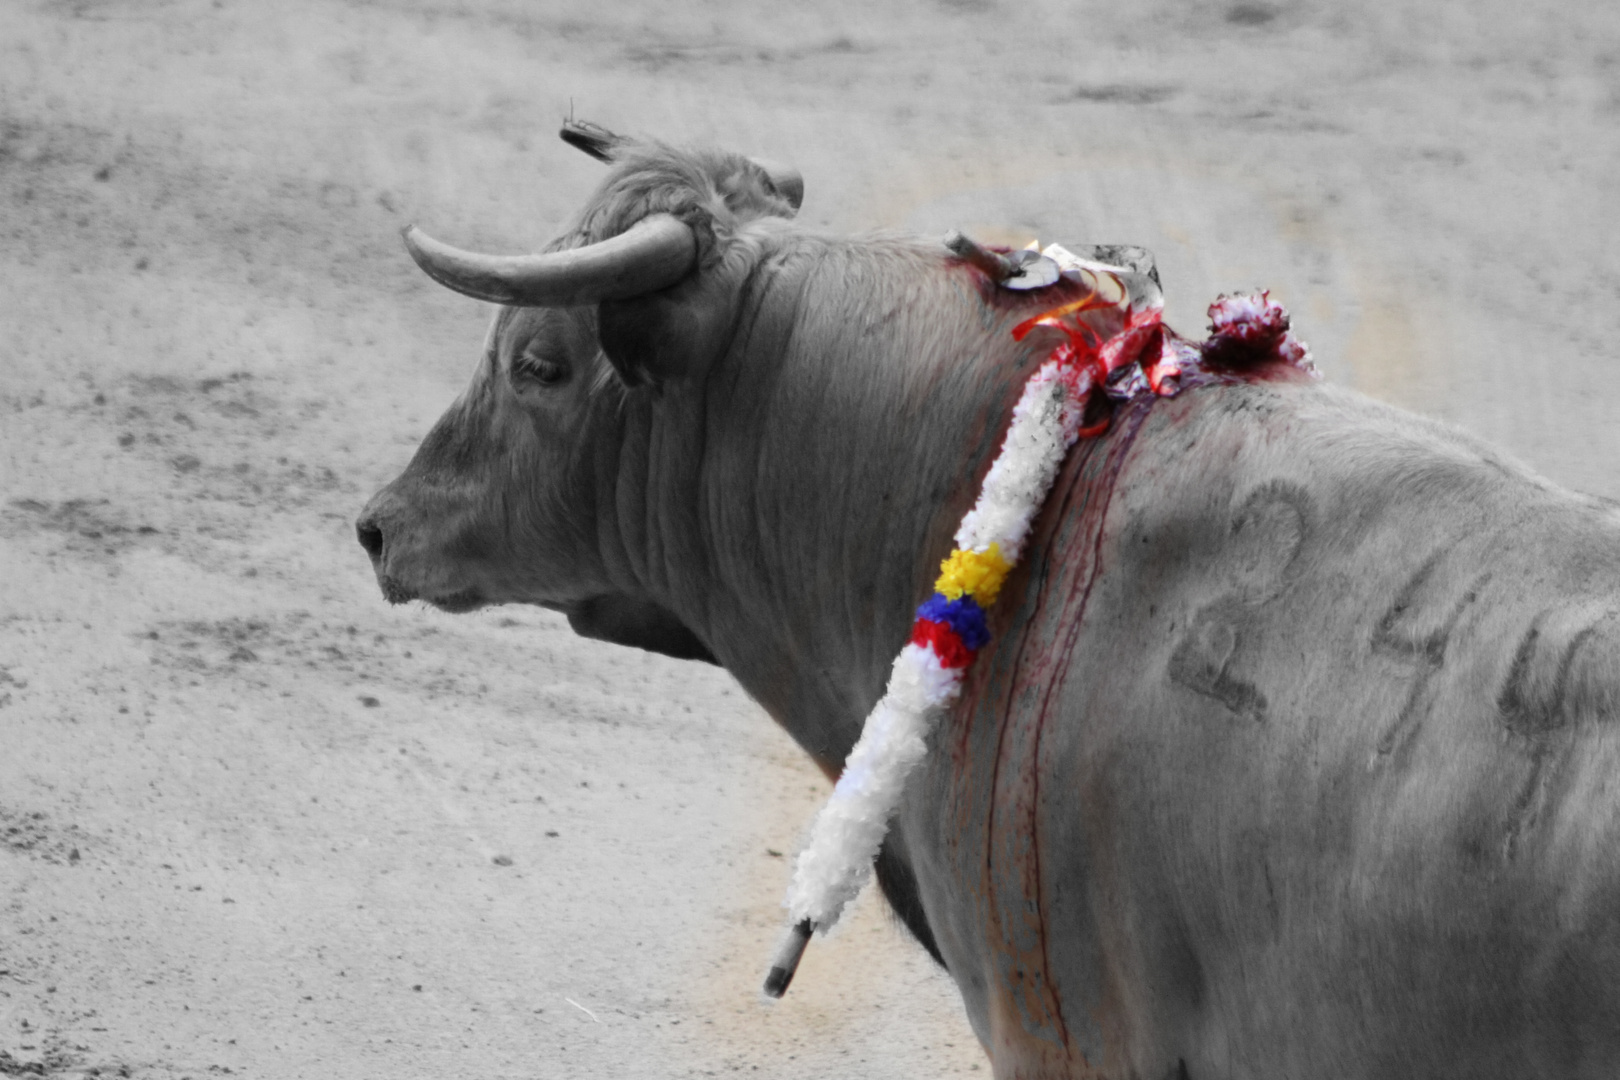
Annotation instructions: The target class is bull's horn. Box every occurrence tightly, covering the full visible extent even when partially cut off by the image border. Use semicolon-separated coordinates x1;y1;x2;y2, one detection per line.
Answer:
751;158;803;211
560;118;630;162
401;213;698;307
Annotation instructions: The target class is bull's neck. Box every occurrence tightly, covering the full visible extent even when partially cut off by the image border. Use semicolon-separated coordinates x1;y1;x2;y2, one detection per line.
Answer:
631;240;1052;770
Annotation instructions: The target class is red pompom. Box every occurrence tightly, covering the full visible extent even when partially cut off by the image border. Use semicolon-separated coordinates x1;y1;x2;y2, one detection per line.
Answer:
909;618;976;669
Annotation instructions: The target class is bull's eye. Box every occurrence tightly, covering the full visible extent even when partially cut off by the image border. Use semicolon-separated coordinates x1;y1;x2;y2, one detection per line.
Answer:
514;355;571;389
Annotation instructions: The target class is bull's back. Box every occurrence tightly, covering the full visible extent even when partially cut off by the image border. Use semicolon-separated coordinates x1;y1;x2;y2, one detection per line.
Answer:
910;377;1620;1078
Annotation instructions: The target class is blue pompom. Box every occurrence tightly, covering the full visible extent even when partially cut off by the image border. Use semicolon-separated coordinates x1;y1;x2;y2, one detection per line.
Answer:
915;593;991;651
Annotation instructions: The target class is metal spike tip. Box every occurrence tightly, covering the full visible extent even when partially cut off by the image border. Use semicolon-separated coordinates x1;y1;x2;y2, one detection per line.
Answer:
762;919;814;998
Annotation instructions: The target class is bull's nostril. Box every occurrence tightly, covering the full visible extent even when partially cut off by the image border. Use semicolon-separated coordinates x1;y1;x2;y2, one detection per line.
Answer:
356;518;385;562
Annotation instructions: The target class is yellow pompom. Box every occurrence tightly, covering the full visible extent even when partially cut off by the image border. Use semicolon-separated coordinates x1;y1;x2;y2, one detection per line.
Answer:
935;544;1013;606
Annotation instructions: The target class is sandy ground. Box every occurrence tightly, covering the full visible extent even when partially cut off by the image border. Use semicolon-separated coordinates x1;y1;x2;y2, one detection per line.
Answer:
3;1;1620;1077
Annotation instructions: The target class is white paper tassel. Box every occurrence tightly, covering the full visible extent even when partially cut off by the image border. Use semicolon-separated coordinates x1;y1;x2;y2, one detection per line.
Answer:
785;645;959;929
955;361;1085;560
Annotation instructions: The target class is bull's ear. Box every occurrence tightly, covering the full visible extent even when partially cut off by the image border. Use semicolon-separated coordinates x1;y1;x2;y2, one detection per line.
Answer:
597;268;740;387
751;158;803;214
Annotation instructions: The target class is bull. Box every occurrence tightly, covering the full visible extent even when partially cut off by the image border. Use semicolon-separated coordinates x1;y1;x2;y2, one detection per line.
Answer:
357;124;1620;1078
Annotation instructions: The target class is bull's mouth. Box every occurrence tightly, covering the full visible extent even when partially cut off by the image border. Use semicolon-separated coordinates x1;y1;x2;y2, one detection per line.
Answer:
377;573;485;614
428;588;486;614
378;574;416;605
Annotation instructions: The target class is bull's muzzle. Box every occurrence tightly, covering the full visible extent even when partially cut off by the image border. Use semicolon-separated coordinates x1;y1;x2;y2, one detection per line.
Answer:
355;494;486;611
354;501;417;605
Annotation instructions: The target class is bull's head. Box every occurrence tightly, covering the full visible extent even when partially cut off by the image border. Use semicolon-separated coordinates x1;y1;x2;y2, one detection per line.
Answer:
355;122;803;662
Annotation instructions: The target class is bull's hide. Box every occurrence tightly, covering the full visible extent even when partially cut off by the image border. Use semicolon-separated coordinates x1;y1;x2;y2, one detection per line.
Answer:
359;132;1620;1079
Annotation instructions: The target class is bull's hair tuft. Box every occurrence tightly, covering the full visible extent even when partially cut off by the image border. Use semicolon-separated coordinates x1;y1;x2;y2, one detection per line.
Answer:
550;142;796;269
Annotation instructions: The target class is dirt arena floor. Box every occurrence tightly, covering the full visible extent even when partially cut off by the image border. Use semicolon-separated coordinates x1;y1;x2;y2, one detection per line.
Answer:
4;2;1620;1077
